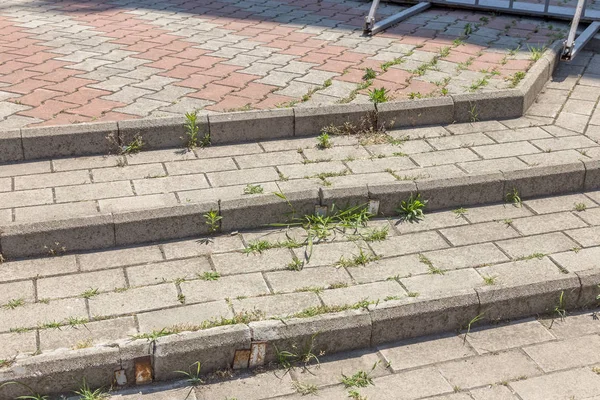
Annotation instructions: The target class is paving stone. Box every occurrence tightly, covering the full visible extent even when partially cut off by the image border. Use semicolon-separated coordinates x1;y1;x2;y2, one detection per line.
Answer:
0;331;38;358
99;193;179;213
472;142;541;159
78;245;163;271
469;385;520;400
92;164;166;182
133;174;210;195
510;212;587;236
437;350;542;389
232;291;321;318
137;300;233;332
39;316;137;351
126;257;213;287
234;150;303;169
161;235;244;259
510;367;600;400
0;297;87;331
0;188;54;209
427;133;495;150
370;231;449;257
303;146;371;162
347;254;429;284
565;226;600;247
164;158;237;175
551;246;600;272
54;181;134;202
440;221;519;246
379;332;475;372
392;210;469;233
207;167;279;187
0;279;35;305
485;127;552;142
477;257;566;287
292;240;370;267
525;334;600;372
212;248;292;274
360;367;453;399
14;201;100;223
320;280;406;307
14;170;90;190
538;310;600;339
37;269;127;300
402;268;484;297
265;265;353;293
524;193;597;214
88;283;180;317
346;156;417;174
52;155;122;172
197;371;295;400
180;273;269;303
466;319;554;354
573;207;600;226
277;161;349;179
424;243;509;270
465;204;533;223
411;148;479;166
496;232;578;259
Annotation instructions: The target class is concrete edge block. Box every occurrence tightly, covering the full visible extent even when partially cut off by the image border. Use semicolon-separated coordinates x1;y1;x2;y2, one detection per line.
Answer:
249;309;371;364
544;39;565;74
118;116;189;150
367;180;417;217
113;202;217;246
369;291;479;346
583;159;600;191
294;103;376;136
415;172;505;211
220;188;318;231
21;122;118;159
153;325;251;381
475;275;581;322
502;163;585;199
208;109;293;144
319;184;369;210
0;129;24;163
116;338;153;386
376;96;454;129
0;214;115;259
0;346;120;398
518;56;550;113
575;269;600;308
451;90;524;122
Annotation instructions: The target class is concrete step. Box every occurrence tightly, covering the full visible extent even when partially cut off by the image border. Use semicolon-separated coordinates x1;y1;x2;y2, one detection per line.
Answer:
1;190;600;397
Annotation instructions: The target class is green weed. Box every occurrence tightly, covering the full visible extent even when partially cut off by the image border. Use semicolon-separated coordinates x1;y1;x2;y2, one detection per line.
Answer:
199;271;220;281
74;379;108;400
506;188;522;206
317;133;333;149
368;87;389;104
396;193;427;222
363;68;377;80
243;184;264;195
204;209;222;233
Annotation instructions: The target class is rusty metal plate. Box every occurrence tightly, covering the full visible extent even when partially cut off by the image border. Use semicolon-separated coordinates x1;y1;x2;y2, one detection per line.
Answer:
135;356;153;385
233;349;250;370
114;369;127;386
249;342;267;368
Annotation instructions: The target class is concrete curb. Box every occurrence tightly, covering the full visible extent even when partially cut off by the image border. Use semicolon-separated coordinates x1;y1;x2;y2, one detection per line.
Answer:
1;273;595;398
2;158;600;259
0;45;562;163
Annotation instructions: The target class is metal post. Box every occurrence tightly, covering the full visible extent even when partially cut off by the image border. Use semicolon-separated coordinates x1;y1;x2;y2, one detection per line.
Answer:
365;2;431;35
563;0;587;58
364;0;381;33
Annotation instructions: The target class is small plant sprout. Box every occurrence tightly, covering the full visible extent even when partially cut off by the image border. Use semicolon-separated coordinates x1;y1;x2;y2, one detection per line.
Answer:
287;256;304;271
361;226;389;242
363;67;377;80
176;361;204;399
419;254;444;275
549;291;567;328
368;87;389;104
121;135;144;155
74;378;109;400
574;202;587;212
463;313;485;344
184;111;199;148
341;362;379;388
0;253;4;264
243;184;264;195
243;240;272;254
274;333;322;371
468;102;479;122
453;207;467;217
483;275;497;285
528;45;545;61
348;391;367;400
81;288;99;299
335;248;379;268
0;382;49;400
3;298;24;310
397;193;427;222
204;209;222;233
316;132;333;149
199;271;220;281
506;188;522;206
292;381;319;395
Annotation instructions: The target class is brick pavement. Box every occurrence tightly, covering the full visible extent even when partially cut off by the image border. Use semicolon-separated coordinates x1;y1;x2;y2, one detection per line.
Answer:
106;311;600;399
0;0;571;128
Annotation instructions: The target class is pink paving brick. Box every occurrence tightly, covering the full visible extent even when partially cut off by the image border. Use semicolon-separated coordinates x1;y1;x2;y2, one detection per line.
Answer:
202;64;244;78
174;74;219;90
189;83;236;101
11;88;62;107
29;113;92;127
44;77;97;93
315;59;354;73
299;51;334;64
4;79;51;94
206;95;254;111
18;99;78;119
219;72;260;88
183;56;227;69
17;52;59;64
234;82;277;100
55;87;112;105
32;68;82;83
335;68;366;84
65;98;126;118
146;56;187;70
332;51;368;63
378;68;412;84
171;48;209;60
0;60;34;74
0;70;42;84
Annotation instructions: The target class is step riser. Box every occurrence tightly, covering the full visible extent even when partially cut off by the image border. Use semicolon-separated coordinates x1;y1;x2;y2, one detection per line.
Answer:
1;162;597;260
0;43;562;163
1;271;597;399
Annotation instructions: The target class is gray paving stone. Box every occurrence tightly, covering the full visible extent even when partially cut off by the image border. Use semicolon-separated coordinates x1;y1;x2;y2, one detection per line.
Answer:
137;300;233;332
551;247;600;272
207;167;279;187
133;174;209;195
477;258;566;287
466;319;554;354
346;157;417;174
472;142;541;159
320;280;406;307
79;245;163;271
37;269;127;300
14;170;90;190
510;367;600;400
469;385;520;400
573;206;600;225
564;226;600;247
92;164;166;182
164;158;237;175
427;133;495;150
277;161;349;179
292;240;370;268
524;193;597;214
496;232;578;258
379;332;475;372
0;297;87;331
440;221;520;246
485;127;552;142
347;254;429;284
161;235;244;259
445;121;507;135
369;231;450;257
52;155;122;172
0;161;51;178
126;257;213;287
510;212;587;236
14;201;100;223
88;283;180;317
99;193;179;213
524;334;600;372
0;280;35;305
232;291;321;318
393;210;468;233
411;148;480;166
0;330;37;358
39;316;137;351
265;265;352;293
180;273;269;303
424;243;510;270
531;136;598;152
197;371;295;400
212;248;292;274
0;188;53;209
437;350;542;389
361;367;453;399
54;181;134;202
401;268;484;297
235;150;303;169
303;146;371;162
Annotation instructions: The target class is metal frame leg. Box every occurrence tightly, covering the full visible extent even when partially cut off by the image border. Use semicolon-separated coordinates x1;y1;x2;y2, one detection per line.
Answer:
364;1;431;35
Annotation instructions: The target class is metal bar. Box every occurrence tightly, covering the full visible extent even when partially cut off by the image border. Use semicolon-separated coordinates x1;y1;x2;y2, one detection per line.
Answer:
509;0;514;10
543;0;550;14
364;0;381;33
368;2;431;35
563;21;600;59
564;0;588;56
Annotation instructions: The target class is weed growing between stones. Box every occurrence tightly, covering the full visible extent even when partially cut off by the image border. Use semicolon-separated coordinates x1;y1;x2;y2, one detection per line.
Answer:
274;332;322;371
74;378;109;400
204;209;222;233
319;111;399;146
549;291;567;328
0;382;48;399
368;87;390;103
341;362;379;388
184;111;210;149
462;313;485;344
316;132;333;149
243;183;264;195
397;193;427;222
176;361;204;400
505;188;522;206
